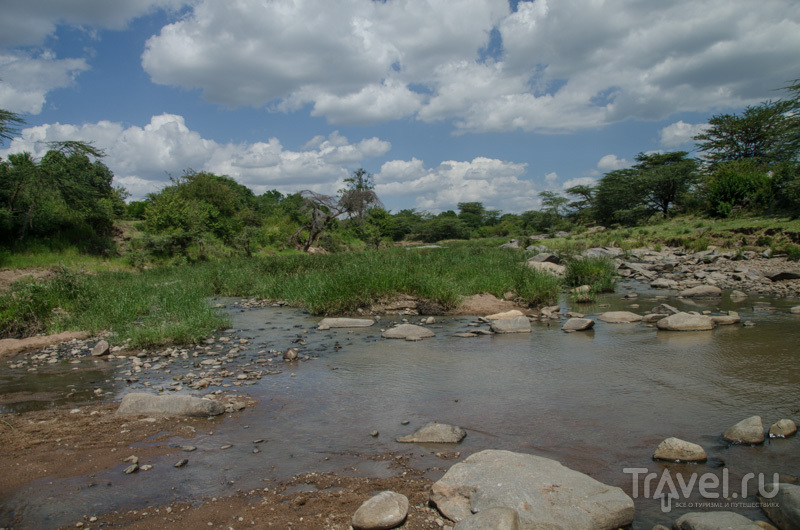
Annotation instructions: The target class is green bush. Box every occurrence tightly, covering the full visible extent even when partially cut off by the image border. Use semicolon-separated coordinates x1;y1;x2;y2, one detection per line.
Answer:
563;256;616;292
704;160;773;217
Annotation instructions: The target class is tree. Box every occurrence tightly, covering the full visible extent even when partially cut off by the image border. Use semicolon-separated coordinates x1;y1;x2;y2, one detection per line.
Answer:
632;151;698;217
457;201;485;230
288;191;348;251
0;108;25;145
564;184;595;222
538;191;569;216
339;168;382;226
593;168;649;225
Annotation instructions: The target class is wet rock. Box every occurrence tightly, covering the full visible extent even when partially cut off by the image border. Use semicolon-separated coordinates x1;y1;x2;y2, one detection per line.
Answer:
490;317;532;334
657;312;715;331
91;340;110;357
791;306;800;314
653;303;681;315
317;318;374;330
651;278;678;289
673;511;762;529
679;285;723;298
484;309;525;320
283;348;298;361
597;311;643;323
396;422;466;443
453;507;520;530
561;318;595;332
117;393;225;417
768;271;800;282
382;324;435;341
723;415;765;444
711;312;741;325
424;316;436;325
643;313;667;323
123;464;139;474
352;490;409;530
174;459;188;468
769;419;797;438
453;333;478;338
652;437;707;462
759;483;800;530
730;290;749;300
430;449;634;529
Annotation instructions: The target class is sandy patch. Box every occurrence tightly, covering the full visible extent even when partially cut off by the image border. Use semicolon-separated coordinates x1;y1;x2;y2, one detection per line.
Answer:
0;331;89;359
0;267;53;292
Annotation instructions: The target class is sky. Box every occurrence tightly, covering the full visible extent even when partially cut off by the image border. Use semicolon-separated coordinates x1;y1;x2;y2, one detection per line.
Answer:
1;0;799;214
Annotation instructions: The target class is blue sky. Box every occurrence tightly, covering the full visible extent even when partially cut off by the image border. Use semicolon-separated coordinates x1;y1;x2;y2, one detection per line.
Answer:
2;0;799;213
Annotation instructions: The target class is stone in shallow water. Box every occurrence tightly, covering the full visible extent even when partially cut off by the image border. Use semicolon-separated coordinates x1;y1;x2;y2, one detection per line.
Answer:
396;422;466;443
352;490;409;530
430;449;634;529
679;285;723;298
381;324;435;340
490;316;531;334
317;318;374;330
597;311;642;323
769;418;797;438
759;483;800;530
657;312;715;331
723;415;765;444
673;511;762;529
117;393;225;417
484;309;525;320
561;318;595;332
652;437;706;462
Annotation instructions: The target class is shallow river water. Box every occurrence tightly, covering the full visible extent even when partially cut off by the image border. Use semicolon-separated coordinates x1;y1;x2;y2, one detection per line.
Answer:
3;282;800;528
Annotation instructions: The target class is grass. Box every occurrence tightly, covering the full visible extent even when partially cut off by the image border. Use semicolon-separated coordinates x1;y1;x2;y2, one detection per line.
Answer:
0;245;566;346
563;256;617;292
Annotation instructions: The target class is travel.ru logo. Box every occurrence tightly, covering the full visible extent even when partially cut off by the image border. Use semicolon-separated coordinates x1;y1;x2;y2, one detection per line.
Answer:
623;468;780;512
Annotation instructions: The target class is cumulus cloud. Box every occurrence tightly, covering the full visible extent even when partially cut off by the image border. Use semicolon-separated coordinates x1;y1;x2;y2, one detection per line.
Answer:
0;51;89;114
375;156;538;213
562;177;597;190
597;154;633;172
137;0;800;132
659;120;710;148
0;114;392;198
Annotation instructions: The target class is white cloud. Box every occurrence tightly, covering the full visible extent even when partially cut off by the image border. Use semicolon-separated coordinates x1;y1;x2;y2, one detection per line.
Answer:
135;0;800;133
0;114;392;199
659;120;710;148
376;156;537;213
597;154;632;172
544;171;558;184
562;177;597;189
0;51;89;114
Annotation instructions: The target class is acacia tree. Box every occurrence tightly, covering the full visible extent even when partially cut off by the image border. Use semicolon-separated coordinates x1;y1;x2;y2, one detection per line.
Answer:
339;168;382;227
632;151;698;217
288;191;348;251
0;108;25;145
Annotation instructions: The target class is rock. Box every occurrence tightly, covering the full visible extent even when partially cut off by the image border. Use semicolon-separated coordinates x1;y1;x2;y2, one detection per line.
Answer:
642;313;667;323
91;340;110;357
453;332;478;338
525;261;566;275
679;285;723;298
723;415;765;444
768;271;800;282
528;253;561;264
430;450;634;529
174;459;188;468
424;316;436;325
484;310;525;320
490;317;532;334
582;247;623;259
653;303;681;315
769;419;797;438
117;393;225;417
673;511;762;529
500;239;520;249
759;483;800;530
621;262;657;280
123;464;139;474
352;491;409;530
711;312;741;325
396;422;466;443
597;311;643;323
317;318;374;330
651;278;678;289
283;348;299;360
453;507;520;530
652;437;707;462
571;285;591;294
656;312;715;331
730;290;749;300
791;306;800;314
561;318;595;332
382;324;435;341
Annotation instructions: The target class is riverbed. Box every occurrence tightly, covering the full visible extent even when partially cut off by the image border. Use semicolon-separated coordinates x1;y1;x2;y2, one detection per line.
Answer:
2;282;799;529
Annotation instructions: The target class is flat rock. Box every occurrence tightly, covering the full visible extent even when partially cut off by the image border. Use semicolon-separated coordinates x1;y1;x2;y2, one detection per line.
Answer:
657;312;716;331
396;422;466;444
643;313;667;323
723;415;765;444
759;483;800;530
791;306;800;314
768;271;800;282
352;490;409;530
653;303;681;315
490;316;532;334
582;247;623;258
484;309;525;320
429;449;634;529
730;290;749;300
711;312;741;325
561;318;595;332
769;419;797;438
651;278;678;289
673;511;762;529
597;311;642;323
528;253;561;264
454;507;520;530
318;318;375;330
652;437;707;462
117;393;225;417
525;261;566;275
679;285;723;298
382;324;435;341
91;339;110;356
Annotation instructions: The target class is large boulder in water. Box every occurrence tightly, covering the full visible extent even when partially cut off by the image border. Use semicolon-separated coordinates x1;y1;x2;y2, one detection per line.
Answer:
759;483;800;530
673;511;762;529
597;311;642;323
429;449;634;529
652;437;706;462
117;393;225;417
723;415;765;444
396;422;466;443
382;324;435;341
679;285;722;298
490;316;531;334
656;312;715;331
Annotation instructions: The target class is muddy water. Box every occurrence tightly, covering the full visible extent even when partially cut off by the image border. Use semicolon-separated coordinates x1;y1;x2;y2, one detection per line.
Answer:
4;284;800;528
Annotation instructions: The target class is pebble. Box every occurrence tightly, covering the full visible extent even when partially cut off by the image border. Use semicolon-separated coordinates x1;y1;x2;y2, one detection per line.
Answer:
174;459;188;468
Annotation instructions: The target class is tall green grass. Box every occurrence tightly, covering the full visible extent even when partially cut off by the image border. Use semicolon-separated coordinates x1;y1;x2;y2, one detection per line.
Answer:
0;246;564;346
563;256;617;292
